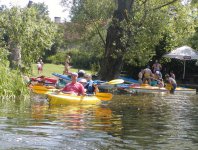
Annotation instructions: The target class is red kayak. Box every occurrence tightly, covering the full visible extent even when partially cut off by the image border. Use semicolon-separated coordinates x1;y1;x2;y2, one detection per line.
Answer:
30;76;57;84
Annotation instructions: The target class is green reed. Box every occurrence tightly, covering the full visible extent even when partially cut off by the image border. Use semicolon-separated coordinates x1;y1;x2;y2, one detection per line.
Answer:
0;65;29;99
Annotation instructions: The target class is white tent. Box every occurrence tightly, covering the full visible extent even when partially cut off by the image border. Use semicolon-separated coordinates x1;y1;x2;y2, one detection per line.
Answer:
163;45;198;79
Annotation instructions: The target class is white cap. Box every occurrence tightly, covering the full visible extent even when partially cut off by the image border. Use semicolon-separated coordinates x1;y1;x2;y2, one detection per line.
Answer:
79;70;85;74
156;71;160;74
71;72;78;77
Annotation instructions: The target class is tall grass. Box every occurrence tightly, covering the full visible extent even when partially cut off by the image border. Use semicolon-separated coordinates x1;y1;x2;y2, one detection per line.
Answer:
0;65;29;98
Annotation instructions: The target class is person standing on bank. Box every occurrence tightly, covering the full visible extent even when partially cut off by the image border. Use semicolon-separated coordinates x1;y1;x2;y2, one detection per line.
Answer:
152;60;162;73
40;59;44;73
37;62;42;75
63;55;71;75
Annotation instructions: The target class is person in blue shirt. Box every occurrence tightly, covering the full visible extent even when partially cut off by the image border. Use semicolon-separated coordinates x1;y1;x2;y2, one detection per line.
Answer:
84;74;99;94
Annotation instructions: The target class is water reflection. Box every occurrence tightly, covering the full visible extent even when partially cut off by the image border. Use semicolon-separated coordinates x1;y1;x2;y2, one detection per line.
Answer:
31;102;122;133
0;93;197;149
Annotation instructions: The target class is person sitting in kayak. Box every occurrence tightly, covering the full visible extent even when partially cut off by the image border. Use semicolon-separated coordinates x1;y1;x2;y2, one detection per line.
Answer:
157;78;164;88
165;74;177;94
61;72;85;95
78;70;86;78
170;71;176;79
84;74;99;94
138;69;143;85
142;65;152;85
79;78;88;87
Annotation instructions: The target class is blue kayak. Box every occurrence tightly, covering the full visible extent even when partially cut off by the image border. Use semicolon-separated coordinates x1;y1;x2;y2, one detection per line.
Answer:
119;76;138;84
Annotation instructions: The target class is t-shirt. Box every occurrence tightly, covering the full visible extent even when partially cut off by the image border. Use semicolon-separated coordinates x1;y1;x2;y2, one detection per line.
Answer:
168;77;177;85
62;82;85;95
143;68;152;78
37;63;42;69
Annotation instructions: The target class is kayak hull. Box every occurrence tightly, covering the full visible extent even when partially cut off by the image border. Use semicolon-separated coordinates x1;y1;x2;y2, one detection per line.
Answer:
31;85;55;90
124;84;196;94
129;86;168;94
47;93;101;105
175;87;197;94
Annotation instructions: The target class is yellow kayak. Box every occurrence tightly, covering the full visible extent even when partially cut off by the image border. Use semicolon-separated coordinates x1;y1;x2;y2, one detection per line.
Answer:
30;85;57;94
31;85;55;91
47;93;102;105
129;84;168;93
165;84;196;94
129;84;196;94
175;87;196;94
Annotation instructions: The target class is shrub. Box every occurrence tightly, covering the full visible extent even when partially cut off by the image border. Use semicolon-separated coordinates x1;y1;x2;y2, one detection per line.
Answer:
0;63;29;98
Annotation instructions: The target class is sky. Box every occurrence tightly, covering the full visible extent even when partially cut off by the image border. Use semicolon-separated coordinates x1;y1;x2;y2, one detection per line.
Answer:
0;0;70;21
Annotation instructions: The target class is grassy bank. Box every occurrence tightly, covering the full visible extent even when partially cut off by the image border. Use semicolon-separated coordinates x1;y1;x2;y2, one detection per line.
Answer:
32;64;92;77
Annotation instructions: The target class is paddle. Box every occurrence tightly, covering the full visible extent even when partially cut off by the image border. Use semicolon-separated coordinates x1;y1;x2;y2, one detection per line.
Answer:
105;79;124;85
97;79;124;85
95;92;113;101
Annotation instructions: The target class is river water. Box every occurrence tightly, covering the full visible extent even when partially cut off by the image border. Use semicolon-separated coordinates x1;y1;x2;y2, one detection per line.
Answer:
0;92;198;150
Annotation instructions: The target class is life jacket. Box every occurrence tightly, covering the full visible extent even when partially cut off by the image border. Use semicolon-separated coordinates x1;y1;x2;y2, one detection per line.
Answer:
85;80;95;94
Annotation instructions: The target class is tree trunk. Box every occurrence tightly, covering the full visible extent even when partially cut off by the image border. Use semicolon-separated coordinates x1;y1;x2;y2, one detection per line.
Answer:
8;41;22;69
98;0;134;80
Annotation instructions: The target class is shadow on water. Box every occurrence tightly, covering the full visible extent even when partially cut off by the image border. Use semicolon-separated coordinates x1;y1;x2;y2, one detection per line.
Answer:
0;92;198;149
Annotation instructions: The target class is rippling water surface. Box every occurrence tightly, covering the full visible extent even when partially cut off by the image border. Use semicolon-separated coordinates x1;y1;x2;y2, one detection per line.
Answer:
0;92;198;149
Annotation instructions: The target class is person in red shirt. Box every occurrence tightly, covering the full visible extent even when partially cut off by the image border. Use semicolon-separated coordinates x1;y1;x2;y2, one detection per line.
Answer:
62;72;85;95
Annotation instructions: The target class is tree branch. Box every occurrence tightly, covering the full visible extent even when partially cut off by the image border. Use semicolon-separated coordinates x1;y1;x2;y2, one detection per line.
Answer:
94;22;106;47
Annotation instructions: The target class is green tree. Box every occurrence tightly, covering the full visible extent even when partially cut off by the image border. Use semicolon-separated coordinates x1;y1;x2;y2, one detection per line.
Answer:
0;6;57;70
62;0;196;80
31;2;49;17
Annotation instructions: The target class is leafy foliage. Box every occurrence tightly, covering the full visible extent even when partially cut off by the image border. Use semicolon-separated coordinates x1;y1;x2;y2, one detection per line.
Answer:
0;63;29;97
0;6;57;70
61;0;197;79
0;4;57;97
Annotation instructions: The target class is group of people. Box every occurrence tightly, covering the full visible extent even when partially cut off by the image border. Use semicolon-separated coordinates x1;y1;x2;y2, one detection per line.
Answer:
35;55;100;96
58;70;99;96
138;60;177;93
59;54;99;96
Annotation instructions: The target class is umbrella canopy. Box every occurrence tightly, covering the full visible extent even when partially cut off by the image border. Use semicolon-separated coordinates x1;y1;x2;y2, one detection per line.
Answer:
163;45;198;79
